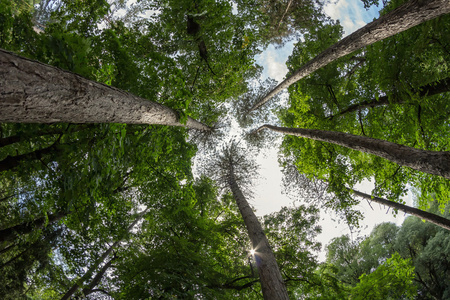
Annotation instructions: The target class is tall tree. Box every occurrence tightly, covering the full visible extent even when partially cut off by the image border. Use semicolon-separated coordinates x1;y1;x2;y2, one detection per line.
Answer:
0;49;210;130
257;124;450;179
249;0;450;111
60;209;148;300
207;143;290;300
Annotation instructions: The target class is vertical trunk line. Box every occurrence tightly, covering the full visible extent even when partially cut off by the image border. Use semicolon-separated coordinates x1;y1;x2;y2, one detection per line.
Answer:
228;162;289;300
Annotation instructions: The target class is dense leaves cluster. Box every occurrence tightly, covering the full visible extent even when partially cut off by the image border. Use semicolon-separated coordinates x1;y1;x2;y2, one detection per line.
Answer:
279;0;450;223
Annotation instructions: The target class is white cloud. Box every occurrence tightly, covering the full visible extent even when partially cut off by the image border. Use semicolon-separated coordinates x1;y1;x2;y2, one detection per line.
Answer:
324;0;379;36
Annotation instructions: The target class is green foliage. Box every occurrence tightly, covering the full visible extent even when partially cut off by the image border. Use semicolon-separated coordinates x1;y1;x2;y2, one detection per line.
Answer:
351;253;416;300
279;5;450;224
323;205;450;299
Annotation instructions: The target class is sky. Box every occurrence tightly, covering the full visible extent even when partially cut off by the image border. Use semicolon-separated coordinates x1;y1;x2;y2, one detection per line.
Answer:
252;0;411;261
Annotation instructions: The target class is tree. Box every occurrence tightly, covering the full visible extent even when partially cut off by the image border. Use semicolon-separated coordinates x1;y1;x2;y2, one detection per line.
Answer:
249;0;450;111
257;124;450;179
324;206;450;299
60;209;148;300
207;142;290;299
0;49;210;130
276;5;450;219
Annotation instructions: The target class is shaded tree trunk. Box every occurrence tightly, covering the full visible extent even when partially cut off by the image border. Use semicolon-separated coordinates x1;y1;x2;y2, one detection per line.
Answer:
0;124;90;149
349;188;450;231
327;78;450;119
249;0;450;112
0;49;210;131
257;124;450;179
0;140;61;173
82;258;115;296
0;211;66;243
60;209;148;300
227;163;289;300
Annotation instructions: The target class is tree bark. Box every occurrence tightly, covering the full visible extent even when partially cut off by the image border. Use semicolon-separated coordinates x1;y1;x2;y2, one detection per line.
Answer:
349;188;450;231
249;0;450;112
327;78;450;119
227;163;289;300
0;49;210;131
60;209;148;300
0;211;66;243
257;124;450;179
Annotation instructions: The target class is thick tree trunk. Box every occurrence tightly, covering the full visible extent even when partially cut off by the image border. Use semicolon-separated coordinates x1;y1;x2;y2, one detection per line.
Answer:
0;49;210;130
327;77;450;119
228;164;289;300
0;211;66;243
349;189;450;231
60;210;147;300
249;0;450;112
257;124;450;179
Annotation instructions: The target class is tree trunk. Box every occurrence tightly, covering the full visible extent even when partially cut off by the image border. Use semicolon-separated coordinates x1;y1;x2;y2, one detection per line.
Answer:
82;258;115;296
0;211;66;243
0;49;210;131
227;163;289;300
0;141;60;172
0;124;90;149
249;0;450;112
349;188;450;231
327;77;450;119
60;209;148;300
257;124;450;179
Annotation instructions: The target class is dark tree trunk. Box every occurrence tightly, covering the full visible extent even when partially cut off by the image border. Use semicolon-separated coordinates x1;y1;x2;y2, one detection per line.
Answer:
327;77;450;119
0;211;66;243
0;124;90;149
349;189;450;231
249;0;450;112
228;164;289;300
257;124;450;179
0;49;210;131
0;141;60;173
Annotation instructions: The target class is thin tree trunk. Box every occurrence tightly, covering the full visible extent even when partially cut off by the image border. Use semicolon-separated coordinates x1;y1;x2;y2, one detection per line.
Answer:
60;209;148;300
227;163;289;300
0;211;66;243
82;258;115;296
327;78;450;120
0;49;210;131
276;0;293;31
256;124;450;179
349;188;450;231
249;0;450;112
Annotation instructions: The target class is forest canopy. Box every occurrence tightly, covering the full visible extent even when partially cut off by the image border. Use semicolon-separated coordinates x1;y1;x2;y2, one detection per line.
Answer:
0;0;449;299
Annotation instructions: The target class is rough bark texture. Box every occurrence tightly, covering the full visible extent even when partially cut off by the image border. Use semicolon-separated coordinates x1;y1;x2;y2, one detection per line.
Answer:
258;124;450;179
0;211;66;243
249;0;450;112
350;189;450;231
0;49;210;130
228;163;289;300
328;77;450;119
